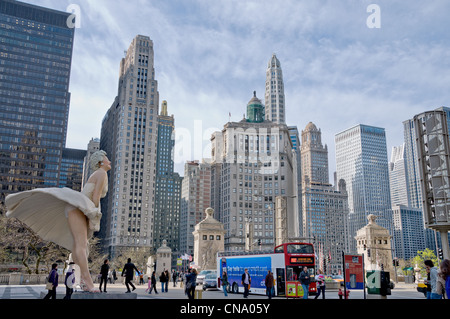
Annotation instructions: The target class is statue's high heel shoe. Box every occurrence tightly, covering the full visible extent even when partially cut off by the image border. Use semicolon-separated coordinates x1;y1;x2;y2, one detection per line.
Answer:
80;279;100;293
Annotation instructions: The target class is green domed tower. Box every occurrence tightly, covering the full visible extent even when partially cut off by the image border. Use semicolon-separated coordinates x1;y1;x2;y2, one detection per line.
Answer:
246;91;265;123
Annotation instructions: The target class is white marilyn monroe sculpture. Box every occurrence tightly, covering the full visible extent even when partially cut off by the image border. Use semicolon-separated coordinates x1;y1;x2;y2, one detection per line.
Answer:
6;150;111;293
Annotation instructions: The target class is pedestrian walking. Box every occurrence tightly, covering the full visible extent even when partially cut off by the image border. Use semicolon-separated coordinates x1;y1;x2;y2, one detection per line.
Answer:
425;266;432;298
299;266;311;299
241;268;251;298
265;270;274;299
172;269;178;287
122;258;139;293
63;262;75;300
160;271;167;292
436;259;450;299
424;260;440;299
148;271;158;294
314;270;325;299
164;270;170;292
145;273;151;293
180;271;184;288
221;270;229;297
183;269;191;293
139;272;144;285
99;259;109;292
43;263;59;300
439;259;450;298
112;269;117;284
185;269;197;300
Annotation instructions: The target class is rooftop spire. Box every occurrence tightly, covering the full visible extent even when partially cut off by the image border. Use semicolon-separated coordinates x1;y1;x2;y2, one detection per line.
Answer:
161;100;168;116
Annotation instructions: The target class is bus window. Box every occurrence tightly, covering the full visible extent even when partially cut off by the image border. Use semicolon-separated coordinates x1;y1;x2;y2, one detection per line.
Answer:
286;244;314;254
275;245;284;253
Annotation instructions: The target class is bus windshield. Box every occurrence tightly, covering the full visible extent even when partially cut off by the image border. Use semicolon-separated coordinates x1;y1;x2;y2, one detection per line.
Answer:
286;244;314;254
286;266;315;281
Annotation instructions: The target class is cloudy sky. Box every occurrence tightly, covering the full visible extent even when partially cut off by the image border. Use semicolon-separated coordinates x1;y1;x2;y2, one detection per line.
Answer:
25;0;450;178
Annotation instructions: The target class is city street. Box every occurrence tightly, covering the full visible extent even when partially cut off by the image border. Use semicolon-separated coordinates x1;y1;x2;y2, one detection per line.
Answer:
0;282;424;300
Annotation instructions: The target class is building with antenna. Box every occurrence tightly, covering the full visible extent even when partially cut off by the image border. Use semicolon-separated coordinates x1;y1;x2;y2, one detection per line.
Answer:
265;54;285;124
210;91;299;251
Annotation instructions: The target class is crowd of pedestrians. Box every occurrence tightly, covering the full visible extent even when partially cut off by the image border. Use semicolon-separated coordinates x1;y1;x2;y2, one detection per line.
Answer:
41;257;450;300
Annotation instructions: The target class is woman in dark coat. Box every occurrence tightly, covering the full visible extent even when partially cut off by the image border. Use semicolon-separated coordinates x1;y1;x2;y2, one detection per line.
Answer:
43;263;59;300
185;269;197;299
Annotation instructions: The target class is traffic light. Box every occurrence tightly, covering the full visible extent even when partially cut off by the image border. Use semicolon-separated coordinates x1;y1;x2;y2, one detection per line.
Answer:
380;271;391;296
367;249;371;258
258;239;261;246
438;248;443;260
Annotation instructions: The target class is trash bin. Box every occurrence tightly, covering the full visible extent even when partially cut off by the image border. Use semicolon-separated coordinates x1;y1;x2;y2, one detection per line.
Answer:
405;275;414;284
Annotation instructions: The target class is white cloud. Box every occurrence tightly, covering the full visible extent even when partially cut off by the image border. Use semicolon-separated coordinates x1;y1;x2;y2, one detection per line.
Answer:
22;0;450;178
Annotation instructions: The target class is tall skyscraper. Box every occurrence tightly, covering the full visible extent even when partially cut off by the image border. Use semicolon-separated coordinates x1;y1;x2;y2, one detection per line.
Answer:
153;100;182;253
265;54;285;124
301;122;348;273
335;124;392;253
0;0;75;201
210;92;299;251
389;144;410;206
179;160;211;256
301;122;329;185
100;35;159;258
403;119;423;209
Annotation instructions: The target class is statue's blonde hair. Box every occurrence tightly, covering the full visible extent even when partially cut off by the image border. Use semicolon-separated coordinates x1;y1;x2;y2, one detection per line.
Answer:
90;150;107;171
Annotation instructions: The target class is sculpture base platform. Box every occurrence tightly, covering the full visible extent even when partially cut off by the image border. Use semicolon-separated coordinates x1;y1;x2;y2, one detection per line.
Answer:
40;291;137;299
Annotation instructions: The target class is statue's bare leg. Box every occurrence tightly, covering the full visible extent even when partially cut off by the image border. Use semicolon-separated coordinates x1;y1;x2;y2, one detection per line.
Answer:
67;208;95;291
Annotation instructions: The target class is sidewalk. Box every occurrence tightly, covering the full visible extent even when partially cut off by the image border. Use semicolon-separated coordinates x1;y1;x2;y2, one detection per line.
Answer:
1;281;418;300
0;282;268;300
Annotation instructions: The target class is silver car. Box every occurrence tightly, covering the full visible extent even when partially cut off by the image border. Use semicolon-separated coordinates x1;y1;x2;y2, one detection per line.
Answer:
196;270;216;285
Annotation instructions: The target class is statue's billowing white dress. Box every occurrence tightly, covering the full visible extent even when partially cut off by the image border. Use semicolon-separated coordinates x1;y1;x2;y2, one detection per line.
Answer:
5;181;107;251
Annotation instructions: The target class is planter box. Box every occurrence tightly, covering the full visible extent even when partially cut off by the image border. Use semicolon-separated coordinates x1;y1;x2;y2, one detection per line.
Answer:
324;281;341;290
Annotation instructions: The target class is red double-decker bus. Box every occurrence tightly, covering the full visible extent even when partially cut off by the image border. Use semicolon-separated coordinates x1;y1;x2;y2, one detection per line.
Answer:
275;242;317;297
217;242;316;297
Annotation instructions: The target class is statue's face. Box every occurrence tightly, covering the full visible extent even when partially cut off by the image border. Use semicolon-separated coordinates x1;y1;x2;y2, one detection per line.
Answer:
101;156;112;170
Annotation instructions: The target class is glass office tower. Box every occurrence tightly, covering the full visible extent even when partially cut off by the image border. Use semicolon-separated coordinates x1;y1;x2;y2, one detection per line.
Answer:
335;124;392;253
0;0;75;201
153;100;182;254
